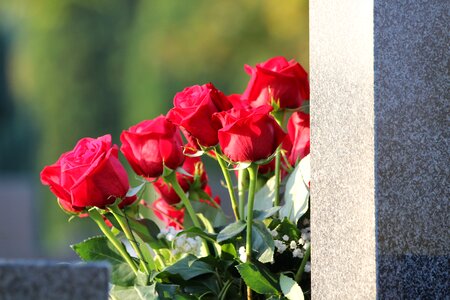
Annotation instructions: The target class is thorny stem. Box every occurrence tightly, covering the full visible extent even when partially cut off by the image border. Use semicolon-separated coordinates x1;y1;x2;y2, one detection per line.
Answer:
215;150;240;221
245;164;258;300
295;243;311;283
109;204;154;276
88;208;139;276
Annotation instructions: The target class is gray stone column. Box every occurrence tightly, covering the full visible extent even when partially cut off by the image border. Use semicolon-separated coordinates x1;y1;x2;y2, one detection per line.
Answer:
311;1;449;299
0;261;110;300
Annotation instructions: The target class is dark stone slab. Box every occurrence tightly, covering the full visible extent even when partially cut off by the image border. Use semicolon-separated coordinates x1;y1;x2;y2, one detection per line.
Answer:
374;1;450;298
311;0;449;298
0;261;110;300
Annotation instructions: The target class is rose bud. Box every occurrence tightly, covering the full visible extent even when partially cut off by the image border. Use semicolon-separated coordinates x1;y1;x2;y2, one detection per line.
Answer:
40;135;131;212
242;56;309;109
213;105;286;163
167;83;233;147
152;198;184;230
286;112;310;167
120;116;185;179
153;156;208;205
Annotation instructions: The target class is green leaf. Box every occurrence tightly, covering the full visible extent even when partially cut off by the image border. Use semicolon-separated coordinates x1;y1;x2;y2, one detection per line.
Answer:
154;283;179;299
279;274;304;300
110;284;158;300
279;156;310;224
252;220;275;264
252;176;276;211
185;200;228;228
126;181;146;198
158;255;214;280
253;206;281;221
217;221;246;243
71;236;140;286
105;214;163;249
236;262;280;295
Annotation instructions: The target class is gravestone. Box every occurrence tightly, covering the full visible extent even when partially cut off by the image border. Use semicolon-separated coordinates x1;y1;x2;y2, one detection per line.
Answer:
0;261;109;300
311;0;449;299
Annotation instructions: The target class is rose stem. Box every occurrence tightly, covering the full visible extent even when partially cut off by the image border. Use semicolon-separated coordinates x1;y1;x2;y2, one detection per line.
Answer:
109;204;154;276
245;164;258;300
272;110;285;216
166;172;201;228
273;147;282;211
237;168;248;220
215;150;240;221
167;172;211;256
88;208;139;276
294;243;311;283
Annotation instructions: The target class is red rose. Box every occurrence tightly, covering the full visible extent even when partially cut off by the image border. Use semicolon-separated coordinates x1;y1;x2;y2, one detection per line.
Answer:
286;112;310;166
167;83;233;147
120;116;185;179
40;135;131;212
153;156;208;205
213;105;286;162
152;198;184;230
199;185;221;207
242;56;309;109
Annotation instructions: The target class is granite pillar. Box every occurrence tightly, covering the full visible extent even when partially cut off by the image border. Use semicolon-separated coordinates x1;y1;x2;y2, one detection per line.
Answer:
310;0;449;299
0;261;110;300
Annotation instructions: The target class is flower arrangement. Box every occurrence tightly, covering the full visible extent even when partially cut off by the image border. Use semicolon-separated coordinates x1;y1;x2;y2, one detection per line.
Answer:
40;56;311;300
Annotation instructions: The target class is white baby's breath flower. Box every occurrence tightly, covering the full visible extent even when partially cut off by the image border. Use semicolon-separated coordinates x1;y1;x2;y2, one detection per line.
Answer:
166;232;176;242
298;238;304;245
292;248;303;258
303;241;310;250
290;240;297;250
282;235;289;241
175;235;186;248
238;246;247;262
304;261;311;273
270;229;278;237
274;240;287;253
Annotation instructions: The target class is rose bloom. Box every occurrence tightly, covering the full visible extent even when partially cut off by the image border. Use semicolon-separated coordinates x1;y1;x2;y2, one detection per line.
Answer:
40;135;131;213
120;116;185;179
153;156;208;205
152;198;185;230
287;112;310;166
167;83;233;147
242;56;309;109
213;105;286;162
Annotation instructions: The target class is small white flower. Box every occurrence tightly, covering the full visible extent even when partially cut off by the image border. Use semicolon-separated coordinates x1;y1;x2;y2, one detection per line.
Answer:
292;248;303;258
186;237;198;248
182;243;192;252
274;240;287;253
289;240;297;250
304;262;311;273
238;246;247;262
166;232;176;242
303;242;310;250
298;238;304;245
282;235;289;241
175;235;186;248
270;229;278;237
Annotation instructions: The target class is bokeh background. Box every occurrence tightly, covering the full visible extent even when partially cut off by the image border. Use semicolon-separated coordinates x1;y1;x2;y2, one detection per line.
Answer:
0;0;308;259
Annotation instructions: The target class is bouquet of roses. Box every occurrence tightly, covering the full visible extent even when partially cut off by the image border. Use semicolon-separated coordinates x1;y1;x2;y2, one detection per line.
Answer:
40;56;311;300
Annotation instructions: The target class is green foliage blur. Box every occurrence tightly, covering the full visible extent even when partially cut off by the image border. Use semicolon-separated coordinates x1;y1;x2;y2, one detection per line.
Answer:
0;0;308;258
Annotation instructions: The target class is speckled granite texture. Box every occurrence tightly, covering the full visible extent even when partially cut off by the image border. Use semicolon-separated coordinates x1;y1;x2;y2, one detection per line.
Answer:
0;261;110;300
311;0;449;299
310;0;376;299
374;1;450;299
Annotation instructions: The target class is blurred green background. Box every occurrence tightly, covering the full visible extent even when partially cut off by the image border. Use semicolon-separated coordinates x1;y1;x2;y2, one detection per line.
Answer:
0;0;308;259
